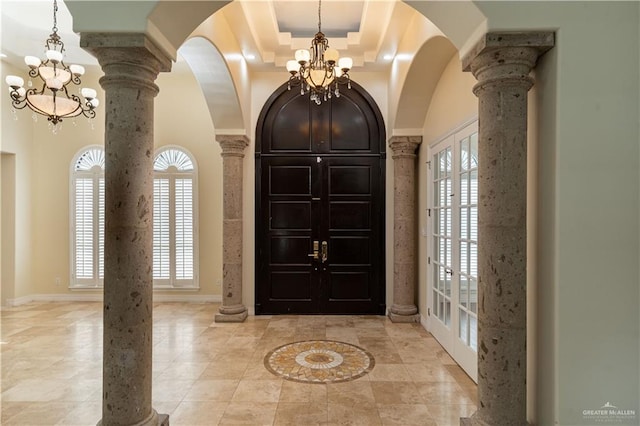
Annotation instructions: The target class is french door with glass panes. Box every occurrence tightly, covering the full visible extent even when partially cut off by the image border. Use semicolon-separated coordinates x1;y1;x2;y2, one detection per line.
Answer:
427;122;478;382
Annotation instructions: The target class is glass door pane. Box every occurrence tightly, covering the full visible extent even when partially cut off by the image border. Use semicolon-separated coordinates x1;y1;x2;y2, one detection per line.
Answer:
457;133;478;351
433;146;452;327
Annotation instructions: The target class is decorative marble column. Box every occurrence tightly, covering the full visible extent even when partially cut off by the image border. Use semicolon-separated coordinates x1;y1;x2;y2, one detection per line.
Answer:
460;32;554;426
214;135;249;322
81;33;171;426
388;136;422;323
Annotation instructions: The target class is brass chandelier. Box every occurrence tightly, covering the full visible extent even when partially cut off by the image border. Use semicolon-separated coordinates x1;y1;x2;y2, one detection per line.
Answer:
285;0;353;105
5;0;98;126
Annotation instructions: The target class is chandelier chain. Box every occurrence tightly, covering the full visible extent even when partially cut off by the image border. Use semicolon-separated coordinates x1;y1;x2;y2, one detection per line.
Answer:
318;0;322;33
52;0;58;34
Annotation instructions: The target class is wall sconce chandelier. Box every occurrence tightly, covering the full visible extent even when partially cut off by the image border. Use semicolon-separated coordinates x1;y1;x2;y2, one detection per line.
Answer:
5;0;98;126
285;0;353;105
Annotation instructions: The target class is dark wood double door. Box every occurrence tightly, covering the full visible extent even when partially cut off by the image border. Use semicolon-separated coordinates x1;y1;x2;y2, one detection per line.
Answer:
255;82;386;315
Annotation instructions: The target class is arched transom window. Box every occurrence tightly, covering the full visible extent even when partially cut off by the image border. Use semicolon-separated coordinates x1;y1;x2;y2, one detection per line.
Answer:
153;147;199;288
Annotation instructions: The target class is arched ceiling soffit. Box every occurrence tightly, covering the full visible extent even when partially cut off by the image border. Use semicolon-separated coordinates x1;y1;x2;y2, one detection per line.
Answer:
394;36;456;131
179;37;245;131
402;0;487;56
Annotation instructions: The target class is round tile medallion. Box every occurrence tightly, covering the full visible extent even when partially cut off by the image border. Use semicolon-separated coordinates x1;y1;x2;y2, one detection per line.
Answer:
264;340;375;383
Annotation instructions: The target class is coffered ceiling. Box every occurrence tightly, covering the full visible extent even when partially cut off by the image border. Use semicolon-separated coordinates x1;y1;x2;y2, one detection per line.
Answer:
225;0;417;70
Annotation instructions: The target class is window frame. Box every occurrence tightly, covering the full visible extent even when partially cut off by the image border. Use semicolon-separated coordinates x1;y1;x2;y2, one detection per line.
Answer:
69;145;105;289
152;145;200;290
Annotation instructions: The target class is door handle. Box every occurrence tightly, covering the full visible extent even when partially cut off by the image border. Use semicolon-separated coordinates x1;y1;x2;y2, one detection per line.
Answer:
308;240;319;261
321;241;328;263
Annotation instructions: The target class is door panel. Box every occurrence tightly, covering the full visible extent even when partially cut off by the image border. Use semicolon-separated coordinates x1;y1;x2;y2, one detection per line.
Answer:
427;121;478;382
256;82;385;315
271;95;311;152
258;156;383;314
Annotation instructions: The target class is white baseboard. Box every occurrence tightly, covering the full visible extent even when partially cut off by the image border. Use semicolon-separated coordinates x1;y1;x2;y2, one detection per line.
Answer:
4;293;221;307
5;295;36;307
155;294;221;303
420;314;429;332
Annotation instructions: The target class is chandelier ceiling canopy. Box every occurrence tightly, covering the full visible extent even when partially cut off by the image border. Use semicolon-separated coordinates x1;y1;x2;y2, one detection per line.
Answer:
285;0;353;105
5;0;98;127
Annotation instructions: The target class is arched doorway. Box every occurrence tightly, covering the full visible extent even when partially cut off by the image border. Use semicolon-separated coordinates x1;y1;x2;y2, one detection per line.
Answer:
255;82;386;315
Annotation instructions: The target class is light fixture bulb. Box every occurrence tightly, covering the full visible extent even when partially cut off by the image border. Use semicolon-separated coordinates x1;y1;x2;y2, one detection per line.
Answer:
81;88;97;99
6;75;24;88
46;50;63;63
295;49;310;64
338;57;353;71
8;86;27;97
46;78;63;90
69;64;85;76
286;60;299;74
25;56;42;68
89;98;100;108
324;48;339;64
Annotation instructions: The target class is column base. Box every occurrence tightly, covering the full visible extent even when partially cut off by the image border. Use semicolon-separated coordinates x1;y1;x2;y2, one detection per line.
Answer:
460;414;529;426
388;312;420;323
215;310;248;323
97;410;169;426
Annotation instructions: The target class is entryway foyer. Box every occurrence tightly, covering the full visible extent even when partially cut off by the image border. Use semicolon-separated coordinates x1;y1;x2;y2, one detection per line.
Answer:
1;301;476;425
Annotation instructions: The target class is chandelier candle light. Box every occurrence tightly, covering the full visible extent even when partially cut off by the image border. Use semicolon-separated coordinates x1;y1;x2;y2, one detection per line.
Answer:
286;0;353;105
5;0;98;126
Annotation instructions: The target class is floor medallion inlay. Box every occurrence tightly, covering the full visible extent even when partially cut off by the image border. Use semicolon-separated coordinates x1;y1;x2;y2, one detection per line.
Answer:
264;340;375;383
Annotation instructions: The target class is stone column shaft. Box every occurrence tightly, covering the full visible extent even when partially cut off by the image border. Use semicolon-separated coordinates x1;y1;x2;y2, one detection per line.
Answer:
81;33;171;426
215;135;249;322
461;32;554;426
388;136;422;323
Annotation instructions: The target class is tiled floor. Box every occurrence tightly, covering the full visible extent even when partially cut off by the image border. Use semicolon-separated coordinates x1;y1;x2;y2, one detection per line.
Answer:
1;302;477;425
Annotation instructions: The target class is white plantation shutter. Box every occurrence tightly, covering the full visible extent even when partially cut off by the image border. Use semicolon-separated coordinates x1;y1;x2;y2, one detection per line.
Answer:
75;178;94;279
71;147;105;287
175;178;194;280
153;178;171;281
153;147;198;288
98;178;105;279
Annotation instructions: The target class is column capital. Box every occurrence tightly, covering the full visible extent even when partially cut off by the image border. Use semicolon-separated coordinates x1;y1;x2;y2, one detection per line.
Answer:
462;31;554;96
388;135;422;159
81;33;172;94
81;33;172;71
217;134;250;157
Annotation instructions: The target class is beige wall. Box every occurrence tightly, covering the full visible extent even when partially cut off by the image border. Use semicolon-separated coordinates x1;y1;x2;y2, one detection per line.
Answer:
1;61;36;304
1;154;16;306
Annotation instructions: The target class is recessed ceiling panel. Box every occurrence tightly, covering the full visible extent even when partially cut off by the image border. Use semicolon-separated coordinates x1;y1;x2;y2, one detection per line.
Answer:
274;1;363;38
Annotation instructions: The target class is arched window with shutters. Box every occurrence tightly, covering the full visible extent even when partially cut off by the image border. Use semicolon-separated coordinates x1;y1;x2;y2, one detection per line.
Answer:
153;146;199;288
70;146;105;288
